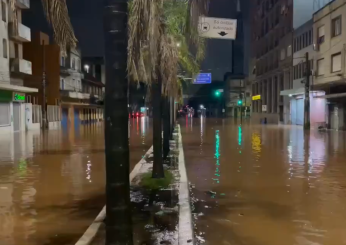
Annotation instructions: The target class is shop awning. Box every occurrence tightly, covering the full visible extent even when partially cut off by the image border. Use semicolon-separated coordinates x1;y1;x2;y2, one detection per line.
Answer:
314;92;346;99
280;87;305;96
0;83;38;93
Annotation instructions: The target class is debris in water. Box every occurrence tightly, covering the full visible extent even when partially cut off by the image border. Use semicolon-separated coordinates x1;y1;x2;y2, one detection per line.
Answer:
204;205;209;208
196;235;205;243
239;213;244;216
155;211;165;216
220;193;226;196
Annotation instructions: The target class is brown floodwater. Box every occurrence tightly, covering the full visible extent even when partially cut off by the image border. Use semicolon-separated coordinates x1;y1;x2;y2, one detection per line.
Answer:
0;117;151;245
181;117;346;245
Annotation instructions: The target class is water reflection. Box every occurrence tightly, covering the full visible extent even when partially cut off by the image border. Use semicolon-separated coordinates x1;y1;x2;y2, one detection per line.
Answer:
181;119;346;245
0;121;152;245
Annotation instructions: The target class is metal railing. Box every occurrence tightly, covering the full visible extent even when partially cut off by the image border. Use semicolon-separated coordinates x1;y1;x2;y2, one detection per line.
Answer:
32;105;42;124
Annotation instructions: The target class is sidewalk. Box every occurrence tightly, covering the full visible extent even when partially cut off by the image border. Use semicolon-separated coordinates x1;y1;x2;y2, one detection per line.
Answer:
76;125;194;245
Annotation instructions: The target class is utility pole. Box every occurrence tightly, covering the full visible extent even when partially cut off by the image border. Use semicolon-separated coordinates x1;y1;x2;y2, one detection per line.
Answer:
304;52;310;130
42;41;47;129
240;92;243;124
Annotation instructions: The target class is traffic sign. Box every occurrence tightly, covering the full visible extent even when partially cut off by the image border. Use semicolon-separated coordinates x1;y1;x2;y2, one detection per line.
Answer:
193;73;212;84
198;17;237;40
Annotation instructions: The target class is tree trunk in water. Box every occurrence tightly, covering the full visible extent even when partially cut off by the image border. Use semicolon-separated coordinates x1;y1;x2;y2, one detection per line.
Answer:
152;80;164;178
103;1;133;244
163;97;170;159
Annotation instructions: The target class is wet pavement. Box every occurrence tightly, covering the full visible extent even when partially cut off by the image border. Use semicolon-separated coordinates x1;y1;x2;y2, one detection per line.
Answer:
0;117;151;245
181;117;346;245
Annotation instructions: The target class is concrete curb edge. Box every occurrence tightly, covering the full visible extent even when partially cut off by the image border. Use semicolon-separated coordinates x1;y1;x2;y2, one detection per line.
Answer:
75;146;154;245
177;124;194;245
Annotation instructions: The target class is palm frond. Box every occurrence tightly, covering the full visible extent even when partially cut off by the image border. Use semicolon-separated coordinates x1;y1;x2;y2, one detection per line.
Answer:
40;0;77;55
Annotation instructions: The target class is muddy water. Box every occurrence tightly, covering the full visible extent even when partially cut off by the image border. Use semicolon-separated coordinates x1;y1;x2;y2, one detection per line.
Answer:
181;117;346;245
0;117;151;245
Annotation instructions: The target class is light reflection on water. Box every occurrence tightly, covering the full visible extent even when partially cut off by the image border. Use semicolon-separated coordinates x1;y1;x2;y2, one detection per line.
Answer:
182;119;346;245
0;119;151;245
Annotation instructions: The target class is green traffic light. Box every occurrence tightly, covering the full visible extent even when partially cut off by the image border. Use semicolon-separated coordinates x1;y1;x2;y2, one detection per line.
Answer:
238;100;242;105
215;91;220;96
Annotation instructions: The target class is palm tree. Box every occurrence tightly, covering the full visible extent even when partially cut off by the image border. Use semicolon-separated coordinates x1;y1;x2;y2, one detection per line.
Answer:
128;0;208;178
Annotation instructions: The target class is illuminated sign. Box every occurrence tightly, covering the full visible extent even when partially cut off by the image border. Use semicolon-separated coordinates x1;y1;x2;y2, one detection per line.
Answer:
13;92;25;102
252;95;261;101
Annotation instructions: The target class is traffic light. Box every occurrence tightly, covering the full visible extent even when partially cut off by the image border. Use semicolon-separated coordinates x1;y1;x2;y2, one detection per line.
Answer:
237;100;242;105
215;91;220;97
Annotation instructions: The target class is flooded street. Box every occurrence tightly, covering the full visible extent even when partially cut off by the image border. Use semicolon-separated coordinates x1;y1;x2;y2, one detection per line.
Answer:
0;118;151;245
181;117;346;245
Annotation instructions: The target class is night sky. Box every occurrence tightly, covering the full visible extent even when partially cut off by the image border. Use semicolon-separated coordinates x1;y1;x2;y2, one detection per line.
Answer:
66;0;249;81
23;0;249;82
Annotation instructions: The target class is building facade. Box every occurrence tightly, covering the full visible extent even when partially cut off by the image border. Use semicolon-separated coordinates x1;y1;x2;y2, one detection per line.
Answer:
312;0;346;130
280;19;326;126
0;0;38;133
251;0;293;124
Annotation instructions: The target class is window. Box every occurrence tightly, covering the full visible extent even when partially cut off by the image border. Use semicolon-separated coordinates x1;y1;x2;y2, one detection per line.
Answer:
72;58;75;69
280;48;285;60
60;78;65;90
308;30;312;45
61;56;65;66
0;103;10;126
332;16;341;37
331;53;341;72
317;58;325;75
287;45;292;57
302;34;305;49
14;43;18;58
2;39;7;58
318;25;325;44
1;1;6;22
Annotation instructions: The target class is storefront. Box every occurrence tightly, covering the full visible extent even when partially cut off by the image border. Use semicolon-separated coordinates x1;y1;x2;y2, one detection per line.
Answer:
0;85;38;134
280;88;326;127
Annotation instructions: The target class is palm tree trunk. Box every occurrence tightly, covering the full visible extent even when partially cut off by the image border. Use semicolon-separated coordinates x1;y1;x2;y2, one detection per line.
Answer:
163;97;170;159
152;77;165;178
103;1;133;244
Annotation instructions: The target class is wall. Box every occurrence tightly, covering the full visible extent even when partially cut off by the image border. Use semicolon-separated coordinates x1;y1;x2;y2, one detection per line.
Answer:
25;103;40;130
23;32;60;106
60;48;83;92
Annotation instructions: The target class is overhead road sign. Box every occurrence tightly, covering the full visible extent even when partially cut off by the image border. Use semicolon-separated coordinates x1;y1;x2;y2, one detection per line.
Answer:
193;73;212;84
198;17;237;40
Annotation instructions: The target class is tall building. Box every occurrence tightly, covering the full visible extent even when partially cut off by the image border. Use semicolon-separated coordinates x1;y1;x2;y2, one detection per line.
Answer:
251;0;293;124
0;0;38;133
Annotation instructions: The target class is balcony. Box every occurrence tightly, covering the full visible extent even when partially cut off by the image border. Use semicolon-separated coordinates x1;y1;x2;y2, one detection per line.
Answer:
60;90;90;100
10;58;32;75
15;0;30;9
9;22;31;42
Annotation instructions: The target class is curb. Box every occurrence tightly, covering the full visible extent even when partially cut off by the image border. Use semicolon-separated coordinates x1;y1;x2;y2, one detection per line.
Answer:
75;146;153;245
177;124;194;245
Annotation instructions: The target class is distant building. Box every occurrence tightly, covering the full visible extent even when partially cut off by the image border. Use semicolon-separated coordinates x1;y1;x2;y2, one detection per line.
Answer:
0;0;38;133
23;32;104;129
312;0;346;130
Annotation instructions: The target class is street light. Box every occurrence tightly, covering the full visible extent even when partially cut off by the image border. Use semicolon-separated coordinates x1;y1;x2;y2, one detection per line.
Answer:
200;105;204;109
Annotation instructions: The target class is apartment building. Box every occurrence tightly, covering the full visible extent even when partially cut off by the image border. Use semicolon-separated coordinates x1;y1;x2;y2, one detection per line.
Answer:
313;0;346;130
251;0;293;124
0;0;38;133
280;19;326;126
